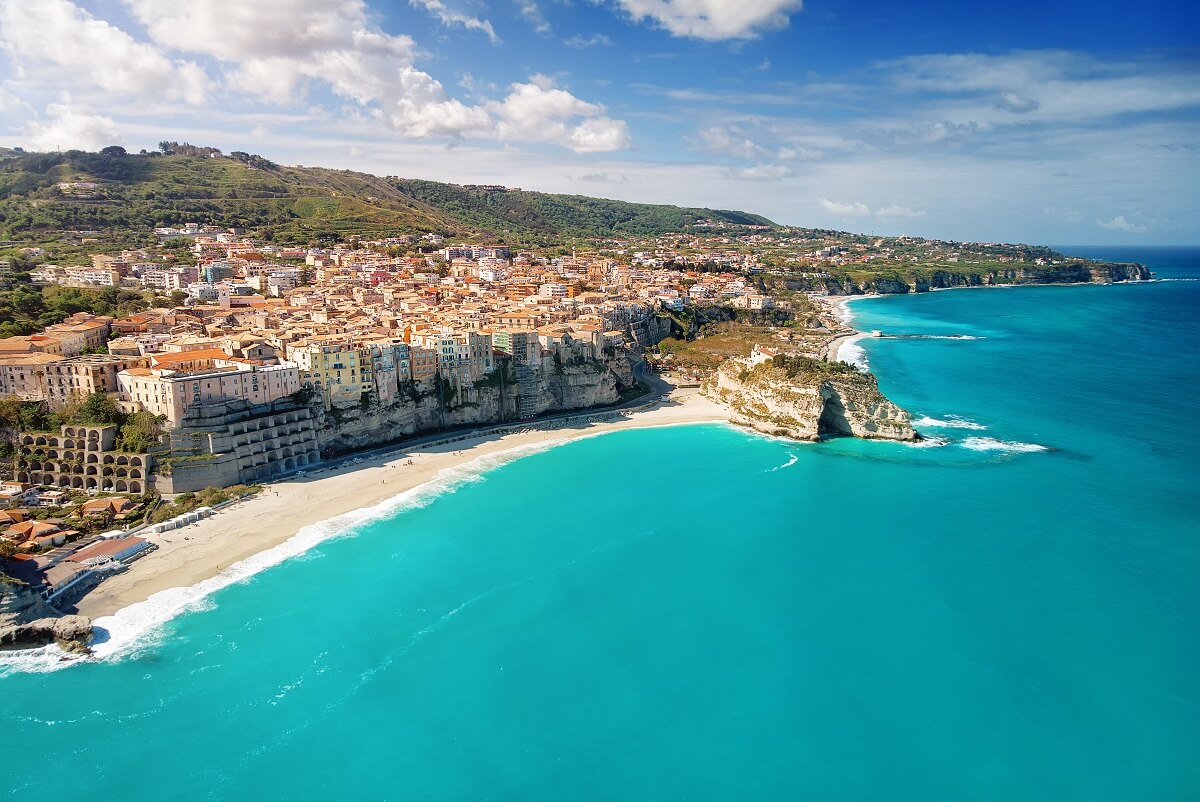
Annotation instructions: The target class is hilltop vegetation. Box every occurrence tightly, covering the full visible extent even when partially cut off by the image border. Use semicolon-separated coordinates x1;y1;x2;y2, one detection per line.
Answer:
0;147;775;246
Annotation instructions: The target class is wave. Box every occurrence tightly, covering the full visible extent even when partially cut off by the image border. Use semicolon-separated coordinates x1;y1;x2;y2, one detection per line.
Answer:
903;436;950;448
0;439;573;675
913;415;988;431
882;334;985;341
959;437;1049;454
836;335;869;369
768;453;799;471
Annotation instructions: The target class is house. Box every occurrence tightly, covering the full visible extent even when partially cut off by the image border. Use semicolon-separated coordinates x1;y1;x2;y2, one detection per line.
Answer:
80;497;138;518
3;519;67;548
0;483;37;508
0;508;29;527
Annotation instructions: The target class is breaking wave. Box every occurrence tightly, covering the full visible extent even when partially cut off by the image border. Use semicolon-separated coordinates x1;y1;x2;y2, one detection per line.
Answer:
0;439;572;675
836;335;869;369
913;415;988;431
769;453;799;471
959;437;1049;454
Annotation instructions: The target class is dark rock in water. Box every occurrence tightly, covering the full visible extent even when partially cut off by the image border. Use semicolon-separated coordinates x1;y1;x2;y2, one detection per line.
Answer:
1;579;94;654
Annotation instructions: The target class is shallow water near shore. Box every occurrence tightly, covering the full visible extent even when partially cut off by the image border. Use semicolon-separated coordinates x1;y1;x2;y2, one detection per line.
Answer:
2;247;1198;799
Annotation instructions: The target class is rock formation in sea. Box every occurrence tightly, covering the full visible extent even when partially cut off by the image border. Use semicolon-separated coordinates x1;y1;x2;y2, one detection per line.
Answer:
0;576;93;654
711;351;918;442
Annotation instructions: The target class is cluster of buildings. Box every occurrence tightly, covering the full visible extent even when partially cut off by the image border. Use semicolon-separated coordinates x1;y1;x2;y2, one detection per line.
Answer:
3;226;815;497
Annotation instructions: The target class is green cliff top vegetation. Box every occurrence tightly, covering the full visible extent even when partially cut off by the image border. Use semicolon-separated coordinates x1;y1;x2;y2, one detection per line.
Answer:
0;147;775;247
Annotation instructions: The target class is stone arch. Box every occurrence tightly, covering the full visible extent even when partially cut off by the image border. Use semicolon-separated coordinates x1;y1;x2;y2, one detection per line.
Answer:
86;466;97;476
130;457;142;467
102;455;114;465
116;455;129;466
64;426;78;437
63;450;74;461
85;477;97;490
70;476;84;489
86;453;98;464
114;480;128;493
34;436;47;446
40;473;56;485
283;457;296;471
115;468;128;478
128;481;141;494
101;466;114;477
73;465;84;475
16;472;28;483
129;468;142;479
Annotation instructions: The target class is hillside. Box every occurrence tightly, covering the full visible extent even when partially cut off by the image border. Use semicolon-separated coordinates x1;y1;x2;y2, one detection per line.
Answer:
0;148;775;246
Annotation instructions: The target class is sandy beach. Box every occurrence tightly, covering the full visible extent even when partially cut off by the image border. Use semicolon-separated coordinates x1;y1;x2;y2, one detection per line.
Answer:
818;294;873;362
75;389;730;619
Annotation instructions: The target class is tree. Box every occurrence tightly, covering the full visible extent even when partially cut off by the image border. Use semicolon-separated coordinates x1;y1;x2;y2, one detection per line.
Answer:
73;392;122;426
100;145;127;157
117;411;164;452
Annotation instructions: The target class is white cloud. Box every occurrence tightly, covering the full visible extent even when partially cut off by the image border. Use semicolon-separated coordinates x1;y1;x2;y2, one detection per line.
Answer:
697;126;771;160
389;67;491;138
111;0;628;150
820;198;871;216
24;102;120;151
615;0;803;40
491;76;630;152
410;0;499;42
1097;215;1146;234
565;33;613;48
734;164;791;180
0;0;210;104
876;204;926;219
515;0;552;34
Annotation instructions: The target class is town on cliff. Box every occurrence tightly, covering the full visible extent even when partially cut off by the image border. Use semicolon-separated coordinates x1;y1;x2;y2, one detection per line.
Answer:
0;153;1151;653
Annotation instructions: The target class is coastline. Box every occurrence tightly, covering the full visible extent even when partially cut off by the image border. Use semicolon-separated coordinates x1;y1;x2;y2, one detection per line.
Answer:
73;390;730;625
819;294;876;365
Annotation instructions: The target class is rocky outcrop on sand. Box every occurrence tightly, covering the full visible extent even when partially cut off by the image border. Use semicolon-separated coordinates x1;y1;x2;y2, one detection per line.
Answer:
0;577;93;653
711;353;918;442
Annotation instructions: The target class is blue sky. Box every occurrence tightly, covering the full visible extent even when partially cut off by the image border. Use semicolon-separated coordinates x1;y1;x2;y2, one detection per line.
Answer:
0;0;1196;243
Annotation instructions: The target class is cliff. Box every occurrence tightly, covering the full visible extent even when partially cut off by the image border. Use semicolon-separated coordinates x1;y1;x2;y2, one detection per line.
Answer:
783;261;1151;296
316;349;637;454
712;354;918;442
0;576;93;654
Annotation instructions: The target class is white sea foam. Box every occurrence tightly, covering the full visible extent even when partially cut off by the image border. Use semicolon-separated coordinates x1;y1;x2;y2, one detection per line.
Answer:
913;415;988;431
768;453;799;471
836;335;869;369
959;437;1048;454
0;439;572;675
903;436;950;448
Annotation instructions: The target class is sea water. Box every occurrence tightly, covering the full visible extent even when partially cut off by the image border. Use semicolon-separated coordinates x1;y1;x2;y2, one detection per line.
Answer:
2;247;1197;799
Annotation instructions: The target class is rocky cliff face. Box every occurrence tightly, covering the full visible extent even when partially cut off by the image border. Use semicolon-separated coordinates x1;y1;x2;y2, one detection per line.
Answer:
316;350;636;454
785;261;1151;296
711;356;918;442
0;577;93;653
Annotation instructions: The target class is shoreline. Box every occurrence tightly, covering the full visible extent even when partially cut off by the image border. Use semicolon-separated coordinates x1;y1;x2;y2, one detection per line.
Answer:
72;390;730;625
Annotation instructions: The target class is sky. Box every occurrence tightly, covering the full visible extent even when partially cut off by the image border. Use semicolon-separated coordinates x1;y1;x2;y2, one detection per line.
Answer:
0;0;1196;244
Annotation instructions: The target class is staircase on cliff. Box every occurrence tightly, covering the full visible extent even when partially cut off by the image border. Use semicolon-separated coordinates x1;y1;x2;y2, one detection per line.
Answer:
514;365;540;419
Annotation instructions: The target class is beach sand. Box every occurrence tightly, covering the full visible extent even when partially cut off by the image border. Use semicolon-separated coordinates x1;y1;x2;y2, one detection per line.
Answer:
75;389;729;619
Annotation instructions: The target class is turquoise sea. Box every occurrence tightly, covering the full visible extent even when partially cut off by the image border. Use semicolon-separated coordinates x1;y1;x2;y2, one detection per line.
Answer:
3;246;1198;800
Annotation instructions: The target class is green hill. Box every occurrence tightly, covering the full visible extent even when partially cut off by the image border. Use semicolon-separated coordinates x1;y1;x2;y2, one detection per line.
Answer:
0;148;775;246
